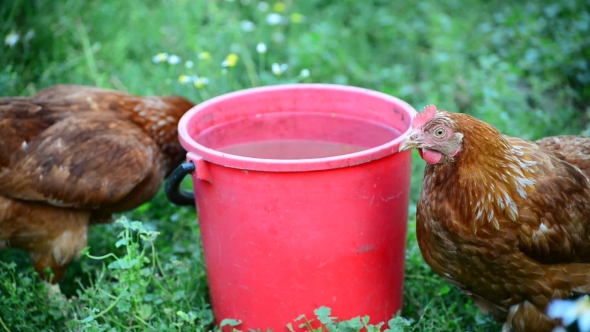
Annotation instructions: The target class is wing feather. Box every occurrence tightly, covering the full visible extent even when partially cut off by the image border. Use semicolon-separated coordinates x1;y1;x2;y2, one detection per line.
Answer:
0;112;164;210
513;137;590;264
536;135;590;178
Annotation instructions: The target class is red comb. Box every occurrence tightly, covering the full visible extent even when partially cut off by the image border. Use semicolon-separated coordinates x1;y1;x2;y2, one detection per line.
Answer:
412;104;437;129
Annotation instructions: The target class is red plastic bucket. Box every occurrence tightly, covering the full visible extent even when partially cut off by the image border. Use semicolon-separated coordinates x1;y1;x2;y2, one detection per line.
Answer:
173;84;415;330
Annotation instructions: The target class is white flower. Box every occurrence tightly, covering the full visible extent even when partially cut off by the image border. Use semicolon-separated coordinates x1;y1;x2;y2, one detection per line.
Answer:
152;52;169;63
548;299;578;326
266;13;282;25
178;75;192;84
548;297;590;331
185;60;194;68
240;20;256;32
24;29;35;42
257;1;269;12
194;77;209;88
271;63;280;74
580;311;590;332
300;68;310;78
167;54;181;65
256;42;267;54
271;63;288;75
5;32;19;47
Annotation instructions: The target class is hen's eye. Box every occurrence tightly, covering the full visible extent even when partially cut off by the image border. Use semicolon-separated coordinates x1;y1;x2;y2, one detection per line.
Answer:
434;127;446;138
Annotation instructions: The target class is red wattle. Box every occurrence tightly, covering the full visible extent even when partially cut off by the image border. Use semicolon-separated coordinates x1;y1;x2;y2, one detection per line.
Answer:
420;149;442;165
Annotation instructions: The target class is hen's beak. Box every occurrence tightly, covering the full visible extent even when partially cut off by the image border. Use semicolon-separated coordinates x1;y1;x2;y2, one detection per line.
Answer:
398;131;421;152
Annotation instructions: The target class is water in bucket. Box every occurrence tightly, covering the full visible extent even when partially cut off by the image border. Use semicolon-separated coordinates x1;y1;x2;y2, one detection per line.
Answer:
197;112;401;160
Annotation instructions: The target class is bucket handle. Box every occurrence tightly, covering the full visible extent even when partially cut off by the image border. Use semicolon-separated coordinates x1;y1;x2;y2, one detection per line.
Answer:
164;162;196;206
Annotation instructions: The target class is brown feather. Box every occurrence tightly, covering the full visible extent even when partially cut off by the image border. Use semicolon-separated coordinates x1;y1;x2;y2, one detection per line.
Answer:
0;85;195;284
536;135;590;178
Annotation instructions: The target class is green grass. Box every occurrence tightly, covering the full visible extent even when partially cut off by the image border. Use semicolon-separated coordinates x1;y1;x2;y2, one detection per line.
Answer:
1;0;589;331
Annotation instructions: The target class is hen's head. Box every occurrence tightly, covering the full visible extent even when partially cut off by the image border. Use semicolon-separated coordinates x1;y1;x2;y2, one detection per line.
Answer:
399;105;464;165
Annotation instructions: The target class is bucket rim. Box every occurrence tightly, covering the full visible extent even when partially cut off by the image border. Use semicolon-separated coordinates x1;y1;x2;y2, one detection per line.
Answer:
178;83;416;172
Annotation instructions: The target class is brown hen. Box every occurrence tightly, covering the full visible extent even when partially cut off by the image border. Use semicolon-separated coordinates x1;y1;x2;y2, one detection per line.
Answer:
399;105;590;332
0;85;195;288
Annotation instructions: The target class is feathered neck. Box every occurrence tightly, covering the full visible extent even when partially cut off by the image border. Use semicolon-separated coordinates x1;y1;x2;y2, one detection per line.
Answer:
426;113;538;233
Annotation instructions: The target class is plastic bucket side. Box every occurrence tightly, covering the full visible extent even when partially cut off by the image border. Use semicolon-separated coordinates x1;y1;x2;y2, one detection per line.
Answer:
187;150;411;331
